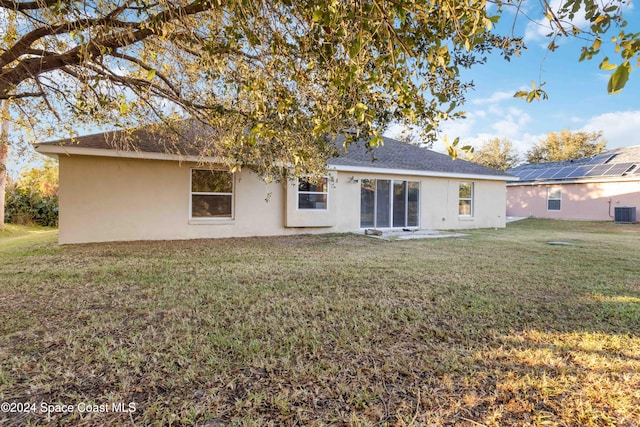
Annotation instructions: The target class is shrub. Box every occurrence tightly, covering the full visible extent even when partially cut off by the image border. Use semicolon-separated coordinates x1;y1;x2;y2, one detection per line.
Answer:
4;160;59;227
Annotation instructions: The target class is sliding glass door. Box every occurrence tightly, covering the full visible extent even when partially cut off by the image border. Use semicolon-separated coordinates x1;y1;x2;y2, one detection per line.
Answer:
360;179;419;228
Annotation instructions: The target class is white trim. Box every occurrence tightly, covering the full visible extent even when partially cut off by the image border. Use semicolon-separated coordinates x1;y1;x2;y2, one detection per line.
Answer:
507;176;640;186
359;178;420;229
458;181;474;218
189;168;235;220
297;177;329;211
35;144;224;164
330;164;512;181
547;187;562;211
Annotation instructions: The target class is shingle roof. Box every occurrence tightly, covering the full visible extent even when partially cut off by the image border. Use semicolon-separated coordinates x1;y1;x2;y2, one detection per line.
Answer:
37;126;512;179
507;145;640;183
36;122;216;156
329;136;512;177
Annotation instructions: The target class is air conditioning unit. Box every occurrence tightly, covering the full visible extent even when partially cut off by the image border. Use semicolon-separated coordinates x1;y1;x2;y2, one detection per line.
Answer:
614;206;636;224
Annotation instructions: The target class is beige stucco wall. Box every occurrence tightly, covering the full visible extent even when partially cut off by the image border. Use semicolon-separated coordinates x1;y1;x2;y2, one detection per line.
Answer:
57;155;507;244
332;172;506;231
284;172;338;228
58;155;294;243
507;180;640;221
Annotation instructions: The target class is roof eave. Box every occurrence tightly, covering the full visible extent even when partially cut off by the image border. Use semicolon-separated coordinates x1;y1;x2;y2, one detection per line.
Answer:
330;164;514;181
507;175;640;186
35;144;224;164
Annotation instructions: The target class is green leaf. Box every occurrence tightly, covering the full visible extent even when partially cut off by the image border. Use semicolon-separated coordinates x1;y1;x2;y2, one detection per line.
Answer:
446;101;457;114
526;91;536;103
369;135;383;147
608;62;630;94
599;57;616;71
350;36;361;58
447;145;457;159
312;10;323;23
146;69;156;80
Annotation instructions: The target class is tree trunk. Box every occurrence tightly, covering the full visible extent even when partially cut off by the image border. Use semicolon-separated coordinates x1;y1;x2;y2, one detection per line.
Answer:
0;100;8;231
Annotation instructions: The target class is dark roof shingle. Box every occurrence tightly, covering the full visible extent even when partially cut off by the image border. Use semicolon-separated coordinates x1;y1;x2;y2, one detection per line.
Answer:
329;136;511;177
37;126;512;178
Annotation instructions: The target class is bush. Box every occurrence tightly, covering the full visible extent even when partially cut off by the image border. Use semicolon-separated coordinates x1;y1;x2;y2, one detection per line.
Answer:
4;160;59;227
5;184;58;226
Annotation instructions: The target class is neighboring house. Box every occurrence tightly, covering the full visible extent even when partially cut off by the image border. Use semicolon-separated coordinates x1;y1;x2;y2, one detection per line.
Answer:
35;129;513;244
507;145;640;221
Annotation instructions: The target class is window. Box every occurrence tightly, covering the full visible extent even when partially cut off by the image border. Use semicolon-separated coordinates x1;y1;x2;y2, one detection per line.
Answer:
458;182;473;217
298;177;328;210
547;188;561;211
191;169;233;218
360;179;419;228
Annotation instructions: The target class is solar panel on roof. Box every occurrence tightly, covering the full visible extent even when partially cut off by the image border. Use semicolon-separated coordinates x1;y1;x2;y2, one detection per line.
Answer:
512;169;531;178
537;167;563;179
586;154;616;165
585;156;604;164
517;170;538;180
602;162;635;176
566;165;594;178
525;169;546;180
585;164;613;176
552;166;579;179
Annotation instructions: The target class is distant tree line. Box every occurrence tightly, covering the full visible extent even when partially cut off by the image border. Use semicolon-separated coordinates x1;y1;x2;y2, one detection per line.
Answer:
470;130;607;171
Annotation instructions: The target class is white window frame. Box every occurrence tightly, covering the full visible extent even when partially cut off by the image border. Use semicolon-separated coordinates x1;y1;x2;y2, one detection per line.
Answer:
297;177;329;210
359;179;420;229
547;187;562;211
189;168;234;220
458;182;474;218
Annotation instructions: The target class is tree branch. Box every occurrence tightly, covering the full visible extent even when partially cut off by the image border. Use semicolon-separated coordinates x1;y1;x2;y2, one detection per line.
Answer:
0;1;216;90
0;17;138;69
0;91;44;99
109;50;183;99
0;0;59;11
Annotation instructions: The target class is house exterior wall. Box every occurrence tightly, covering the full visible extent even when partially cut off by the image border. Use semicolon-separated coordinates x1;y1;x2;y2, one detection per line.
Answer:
506;180;640;220
58;155;294;244
57;155;507;244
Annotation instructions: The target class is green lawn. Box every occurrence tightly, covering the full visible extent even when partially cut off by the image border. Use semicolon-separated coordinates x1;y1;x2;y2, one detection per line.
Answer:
1;220;639;426
0;224;58;252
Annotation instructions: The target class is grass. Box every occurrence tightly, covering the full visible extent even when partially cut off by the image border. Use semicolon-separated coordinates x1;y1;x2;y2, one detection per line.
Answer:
0;224;58;255
0;219;639;426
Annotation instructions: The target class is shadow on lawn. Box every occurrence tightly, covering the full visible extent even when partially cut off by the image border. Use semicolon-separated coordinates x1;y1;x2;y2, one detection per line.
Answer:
1;230;639;426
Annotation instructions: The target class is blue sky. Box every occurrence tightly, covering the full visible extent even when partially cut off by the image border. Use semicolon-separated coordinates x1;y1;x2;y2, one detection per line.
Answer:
386;0;640;158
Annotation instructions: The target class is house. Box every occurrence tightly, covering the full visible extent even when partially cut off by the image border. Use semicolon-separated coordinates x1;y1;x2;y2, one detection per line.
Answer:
506;145;640;221
35;128;513;244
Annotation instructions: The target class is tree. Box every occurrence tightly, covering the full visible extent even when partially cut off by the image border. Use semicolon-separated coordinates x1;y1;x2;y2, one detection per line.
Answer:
526;130;607;163
0;100;7;230
471;138;520;171
0;0;637;229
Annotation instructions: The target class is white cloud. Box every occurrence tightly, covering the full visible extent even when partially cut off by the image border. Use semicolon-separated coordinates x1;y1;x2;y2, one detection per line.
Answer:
490;107;532;137
431;101;543;158
524;0;590;42
386;103;640;163
471;90;516;105
523;0;633;44
581;110;640;149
